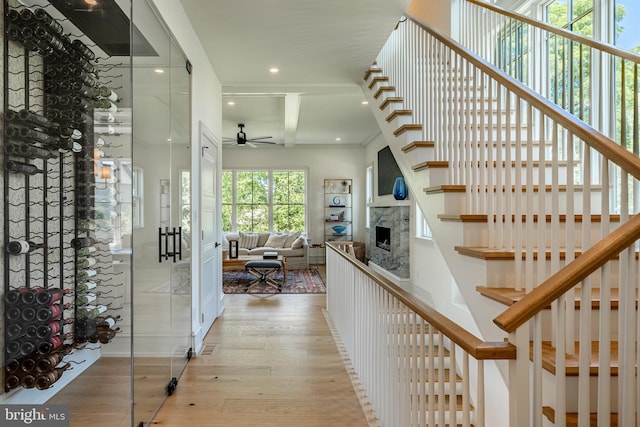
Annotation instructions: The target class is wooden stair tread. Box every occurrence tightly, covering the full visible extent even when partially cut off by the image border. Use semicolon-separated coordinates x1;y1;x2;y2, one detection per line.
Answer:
374;86;395;99
402;141;434;152
542;406;618;426
386;109;412;122
412;161;449;172
424;185;466;194
363;67;382;81
424;185;599;194
368;76;389;89
379;97;403;110
455;246;637;260
533;341;620;376
476;286;635;309
437;214;622;223
393;124;422;136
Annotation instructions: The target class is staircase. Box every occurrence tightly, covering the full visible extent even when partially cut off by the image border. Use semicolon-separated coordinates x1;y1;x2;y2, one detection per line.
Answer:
360;10;640;427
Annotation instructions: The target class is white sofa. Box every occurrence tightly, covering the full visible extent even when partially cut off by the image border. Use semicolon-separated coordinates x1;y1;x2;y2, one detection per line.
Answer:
224;231;309;270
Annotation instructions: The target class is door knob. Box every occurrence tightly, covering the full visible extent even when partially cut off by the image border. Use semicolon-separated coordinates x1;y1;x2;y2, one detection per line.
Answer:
214;242;221;248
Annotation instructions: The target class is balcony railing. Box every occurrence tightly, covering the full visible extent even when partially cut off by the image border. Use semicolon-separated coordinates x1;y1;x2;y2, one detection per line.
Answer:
325;243;515;427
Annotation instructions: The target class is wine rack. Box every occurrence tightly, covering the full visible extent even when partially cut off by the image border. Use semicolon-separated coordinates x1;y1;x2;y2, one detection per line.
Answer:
3;0;124;394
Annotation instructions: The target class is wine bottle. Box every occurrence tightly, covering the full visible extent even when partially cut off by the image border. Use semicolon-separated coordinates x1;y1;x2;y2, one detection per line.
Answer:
6;340;21;358
76;280;97;293
6;240;46;255
5;359;20;375
15;142;57;159
20;289;37;305
77;245;97;256
76;257;97;269
21;374;36;389
21;307;37;322
5;287;29;304
35;352;64;373
34;288;70;305
5;160;44;175
6;109;52;130
25;324;39;339
35;363;71;390
71;39;95;60
76;269;97;281
76;293;97;306
5;306;21;322
5;375;21;392
38;334;72;355
76;304;107;319
18;126;58;145
20;358;36;374
33;25;65;52
35;303;69;323
19;340;37;357
6;322;24;340
96;86;119;102
33;8;65;37
71;236;96;249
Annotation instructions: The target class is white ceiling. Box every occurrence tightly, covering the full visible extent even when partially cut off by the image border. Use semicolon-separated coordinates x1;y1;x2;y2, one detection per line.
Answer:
179;0;410;147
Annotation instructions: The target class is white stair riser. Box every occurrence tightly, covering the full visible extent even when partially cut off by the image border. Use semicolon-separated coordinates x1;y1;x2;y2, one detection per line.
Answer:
458;220;621;248
542;369;620;413
435;190;604;216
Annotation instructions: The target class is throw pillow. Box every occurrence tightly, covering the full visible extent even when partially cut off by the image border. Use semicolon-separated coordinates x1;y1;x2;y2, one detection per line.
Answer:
284;231;300;248
238;231;259;249
291;236;306;249
264;232;288;248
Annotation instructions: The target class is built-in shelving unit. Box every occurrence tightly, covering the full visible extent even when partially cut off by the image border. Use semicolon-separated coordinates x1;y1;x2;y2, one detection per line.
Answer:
324;179;352;243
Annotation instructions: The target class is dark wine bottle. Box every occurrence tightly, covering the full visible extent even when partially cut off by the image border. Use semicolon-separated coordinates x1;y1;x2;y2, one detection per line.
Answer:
34;288;70;306
20;290;37;305
19;8;37;25
6;340;20;358
71;39;95;61
6;240;46;255
19;340;37;357
35;363;71;390
5;306;21;322
6;322;24;340
21;306;37;322
21;374;36;389
71;236;96;249
35;352;64;373
33;25;65;52
5;287;28;304
20;358;36;374
5;359;20;375
5;375;21;392
33;8;64;37
18;127;60;145
17;109;52;130
5;160;44;175
35;304;64;323
25;324;39;339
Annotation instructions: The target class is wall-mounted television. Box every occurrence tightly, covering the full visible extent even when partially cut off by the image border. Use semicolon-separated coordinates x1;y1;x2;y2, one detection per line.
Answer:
377;145;403;196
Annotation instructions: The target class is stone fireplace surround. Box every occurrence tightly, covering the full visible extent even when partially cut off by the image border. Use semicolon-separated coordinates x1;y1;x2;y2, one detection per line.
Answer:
369;206;410;279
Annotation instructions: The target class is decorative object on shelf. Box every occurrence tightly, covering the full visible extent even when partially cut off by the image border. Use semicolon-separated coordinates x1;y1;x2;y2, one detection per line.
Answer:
332;225;346;235
228;239;239;258
392;176;408;200
331;196;343;207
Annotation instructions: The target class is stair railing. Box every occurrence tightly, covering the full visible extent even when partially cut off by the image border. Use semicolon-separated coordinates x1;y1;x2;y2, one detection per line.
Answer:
325;243;516;427
371;12;640;426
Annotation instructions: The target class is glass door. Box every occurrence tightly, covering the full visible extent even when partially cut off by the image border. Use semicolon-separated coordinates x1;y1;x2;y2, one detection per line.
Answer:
131;0;191;424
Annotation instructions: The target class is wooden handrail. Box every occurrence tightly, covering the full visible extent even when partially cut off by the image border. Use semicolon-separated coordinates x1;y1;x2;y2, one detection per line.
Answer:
465;0;640;65
327;243;516;360
404;12;640;182
494;214;640;332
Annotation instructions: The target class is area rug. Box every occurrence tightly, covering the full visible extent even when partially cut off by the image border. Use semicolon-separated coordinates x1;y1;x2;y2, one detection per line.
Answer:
223;268;326;294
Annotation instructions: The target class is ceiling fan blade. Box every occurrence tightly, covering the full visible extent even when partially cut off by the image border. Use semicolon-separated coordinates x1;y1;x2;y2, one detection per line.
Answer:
247;135;273;141
247;141;258;148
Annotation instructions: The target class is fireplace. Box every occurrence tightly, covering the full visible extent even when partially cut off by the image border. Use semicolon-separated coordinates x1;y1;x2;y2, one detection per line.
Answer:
375;226;391;252
369;206;410;279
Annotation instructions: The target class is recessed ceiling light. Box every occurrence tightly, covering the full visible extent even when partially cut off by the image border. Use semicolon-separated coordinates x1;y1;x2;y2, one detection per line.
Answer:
227;101;235;106
336;138;341;141
85;0;97;5
269;68;279;73
362;101;369;105
154;68;164;74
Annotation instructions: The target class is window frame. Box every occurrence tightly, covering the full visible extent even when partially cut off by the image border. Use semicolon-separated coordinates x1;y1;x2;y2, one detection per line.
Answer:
222;168;308;233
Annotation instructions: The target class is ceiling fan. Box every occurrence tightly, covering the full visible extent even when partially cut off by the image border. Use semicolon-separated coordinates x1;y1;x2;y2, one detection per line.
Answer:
222;123;276;148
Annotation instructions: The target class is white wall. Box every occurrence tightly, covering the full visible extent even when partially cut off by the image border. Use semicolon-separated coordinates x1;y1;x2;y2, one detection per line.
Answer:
222;145;367;245
151;0;222;352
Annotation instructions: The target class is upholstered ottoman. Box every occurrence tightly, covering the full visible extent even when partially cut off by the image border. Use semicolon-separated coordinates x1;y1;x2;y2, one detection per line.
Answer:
244;260;283;292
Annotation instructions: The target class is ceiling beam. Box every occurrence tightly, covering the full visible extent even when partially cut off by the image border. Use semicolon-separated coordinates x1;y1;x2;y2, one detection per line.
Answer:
284;93;301;148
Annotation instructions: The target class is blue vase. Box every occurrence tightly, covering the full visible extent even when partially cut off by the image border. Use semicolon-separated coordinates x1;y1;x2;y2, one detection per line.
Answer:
392;177;407;200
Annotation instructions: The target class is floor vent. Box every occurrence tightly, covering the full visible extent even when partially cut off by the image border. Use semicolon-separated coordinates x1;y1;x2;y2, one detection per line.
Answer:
200;344;220;356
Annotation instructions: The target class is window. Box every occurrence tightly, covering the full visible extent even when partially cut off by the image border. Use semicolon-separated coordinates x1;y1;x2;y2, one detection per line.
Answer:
415;205;432;240
222;169;306;232
180;170;190;234
365;163;373;228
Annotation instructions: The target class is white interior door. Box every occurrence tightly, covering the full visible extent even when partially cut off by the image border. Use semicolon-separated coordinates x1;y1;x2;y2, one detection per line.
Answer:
199;123;221;335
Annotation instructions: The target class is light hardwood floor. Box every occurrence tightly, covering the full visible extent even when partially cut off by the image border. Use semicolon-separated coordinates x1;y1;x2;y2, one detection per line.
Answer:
152;292;370;427
49;266;369;426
